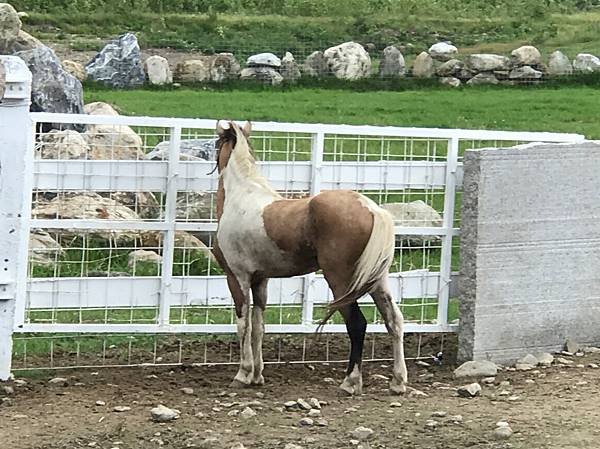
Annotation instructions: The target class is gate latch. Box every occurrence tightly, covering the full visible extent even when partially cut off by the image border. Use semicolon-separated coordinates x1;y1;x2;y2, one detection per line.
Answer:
0;282;15;301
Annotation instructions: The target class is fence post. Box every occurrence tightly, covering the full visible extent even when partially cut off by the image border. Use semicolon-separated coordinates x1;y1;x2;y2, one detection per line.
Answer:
0;56;33;380
302;132;324;327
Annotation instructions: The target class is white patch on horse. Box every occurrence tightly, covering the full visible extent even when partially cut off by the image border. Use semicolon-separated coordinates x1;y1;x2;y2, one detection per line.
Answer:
339;364;363;396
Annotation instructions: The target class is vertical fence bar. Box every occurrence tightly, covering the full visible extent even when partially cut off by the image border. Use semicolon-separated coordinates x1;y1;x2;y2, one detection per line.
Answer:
436;136;459;328
0;57;33;380
302;132;324;327
158;126;181;327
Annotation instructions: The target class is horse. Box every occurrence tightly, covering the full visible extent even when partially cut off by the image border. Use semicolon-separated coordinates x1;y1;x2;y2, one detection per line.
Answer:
211;120;408;395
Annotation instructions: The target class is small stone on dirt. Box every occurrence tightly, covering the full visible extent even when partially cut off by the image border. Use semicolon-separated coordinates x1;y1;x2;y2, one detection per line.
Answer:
13;379;27;387
113;406;131;412
284;400;298;410
416;360;431;368
198;437;219;448
284;444;303;449
229;444;246;449
227;410;239;417
494;425;513;440
588;363;599;369
449;414;463;423
2;386;14;395
407;387;428;398
308;398;321;409
48;377;68;384
482;377;496;384
308;409;321;417
95;400;106;406
323;377;336;384
296;398;312;410
181;387;194;395
299;417;314;426
351;426;374;440
556;357;573;365
240;407;257;419
315;418;328;427
536;353;554;366
390;402;402;408
454;361;498;378
565;338;580;354
457;383;482;398
425;419;439;428
371;374;389;381
150;405;180;422
431;410;447;417
255;392;265;399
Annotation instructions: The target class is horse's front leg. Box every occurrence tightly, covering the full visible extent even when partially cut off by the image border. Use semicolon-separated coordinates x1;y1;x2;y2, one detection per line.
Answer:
251;278;268;386
228;273;254;388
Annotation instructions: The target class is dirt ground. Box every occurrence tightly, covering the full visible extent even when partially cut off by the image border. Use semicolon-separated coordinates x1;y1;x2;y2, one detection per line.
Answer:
3;340;600;449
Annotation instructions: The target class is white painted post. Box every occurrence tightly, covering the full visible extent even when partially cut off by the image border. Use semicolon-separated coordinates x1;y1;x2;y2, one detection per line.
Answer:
0;56;33;380
436;136;459;328
158;126;181;327
302;132;324;327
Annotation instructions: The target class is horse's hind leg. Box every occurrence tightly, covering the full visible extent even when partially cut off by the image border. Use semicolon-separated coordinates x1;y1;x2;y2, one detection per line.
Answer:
228;273;254;388
338;302;367;395
371;278;407;394
251;278;268;386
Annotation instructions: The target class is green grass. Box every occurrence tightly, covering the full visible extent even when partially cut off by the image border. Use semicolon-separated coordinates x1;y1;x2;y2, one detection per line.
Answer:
86;84;600;139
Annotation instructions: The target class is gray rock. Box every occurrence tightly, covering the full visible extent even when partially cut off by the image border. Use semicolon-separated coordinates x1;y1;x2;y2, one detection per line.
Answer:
466;73;499;85
240;67;283;85
284;445;303;449
113;405;131;412
465;54;510;72
454;360;498;378
174;59;211;82
307;409;321;417
511;45;541;66
85;33;145;88
29;230;63;265
425;419;439;428
284;400;298;410
10;30;43;53
440;76;461;88
15;46;84;129
36;129;89;160
573;53;600;73
315;418;328;427
48;377;68;384
0;3;21;53
516;353;539;370
146;138;217;161
565;338;580;353
181;387;194;395
246;52;281;68
436;59;463;77
493;425;513;440
457;382;482;398
144;55;172;85
299;417;313;426
381;201;442;243
428;42;458;62
280;52;301;81
2;385;14;395
240;407;257;419
210;53;241;82
150;404;180;422
296;398;312;410
128;250;162;267
350;426;374;440
509;66;543;80
412;51;434;78
548;50;573;76
303;51;328;77
198;437;220;448
308;398;321;409
379;46;405;77
323;41;371;80
536;353;554;366
62;60;86;82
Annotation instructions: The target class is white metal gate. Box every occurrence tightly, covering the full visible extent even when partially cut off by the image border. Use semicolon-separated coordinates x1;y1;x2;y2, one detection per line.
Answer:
0;55;587;377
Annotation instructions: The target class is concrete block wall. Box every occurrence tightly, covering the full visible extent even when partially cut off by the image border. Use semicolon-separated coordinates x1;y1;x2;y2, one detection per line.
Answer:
458;142;600;363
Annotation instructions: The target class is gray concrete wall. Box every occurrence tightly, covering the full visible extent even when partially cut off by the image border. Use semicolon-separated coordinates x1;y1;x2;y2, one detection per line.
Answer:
458;142;600;364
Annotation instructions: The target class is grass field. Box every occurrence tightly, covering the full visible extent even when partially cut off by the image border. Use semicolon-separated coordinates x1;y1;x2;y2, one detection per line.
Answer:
86;84;600;139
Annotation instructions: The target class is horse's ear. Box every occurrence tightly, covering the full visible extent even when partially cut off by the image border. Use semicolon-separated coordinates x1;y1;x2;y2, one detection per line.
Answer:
216;120;230;136
242;121;252;138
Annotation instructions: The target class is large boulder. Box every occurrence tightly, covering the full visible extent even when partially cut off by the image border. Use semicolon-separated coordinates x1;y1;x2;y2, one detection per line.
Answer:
246;52;281;68
176;191;214;221
240;67;283;85
465;54;510;72
323;42;371;80
280;52;301;81
302;51;328;77
85;33;145;88
412;51;434;78
15;45;84;128
381;201;442;243
439;76;461;88
29;230;63;265
0;3;21;53
509;65;543;80
10;29;42;52
62;60;86;82
511;45;541;67
379;46;405;78
428;42;458;62
107;192;160;219
83;102;144;160
547;50;573;76
466;73;499;85
36;129;89;159
146;138;217;161
436;59;463;77
209;53;240;82
144;55;172;85
573;53;600;73
174;59;210;82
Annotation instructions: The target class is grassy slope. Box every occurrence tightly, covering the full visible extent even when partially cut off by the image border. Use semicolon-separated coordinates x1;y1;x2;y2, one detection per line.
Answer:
86;85;600;139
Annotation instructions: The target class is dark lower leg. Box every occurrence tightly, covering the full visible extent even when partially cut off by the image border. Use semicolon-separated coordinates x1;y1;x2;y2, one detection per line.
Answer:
339;302;367;395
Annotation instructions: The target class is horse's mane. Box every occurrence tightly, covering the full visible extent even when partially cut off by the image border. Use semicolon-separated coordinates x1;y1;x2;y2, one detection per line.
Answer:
222;123;281;197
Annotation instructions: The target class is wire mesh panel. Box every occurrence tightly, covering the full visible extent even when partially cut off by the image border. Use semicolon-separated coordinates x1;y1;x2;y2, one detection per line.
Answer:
12;113;585;371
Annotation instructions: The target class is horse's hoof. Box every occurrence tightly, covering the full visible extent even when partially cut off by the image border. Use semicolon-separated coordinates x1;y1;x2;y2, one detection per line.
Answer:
390;380;407;395
230;378;251;389
251;375;265;386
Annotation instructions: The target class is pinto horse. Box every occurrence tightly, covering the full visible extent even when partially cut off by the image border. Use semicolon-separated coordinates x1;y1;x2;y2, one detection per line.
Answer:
212;120;407;395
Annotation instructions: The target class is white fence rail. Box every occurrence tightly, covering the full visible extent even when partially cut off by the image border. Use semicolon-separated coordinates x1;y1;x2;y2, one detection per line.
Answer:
0;55;587;377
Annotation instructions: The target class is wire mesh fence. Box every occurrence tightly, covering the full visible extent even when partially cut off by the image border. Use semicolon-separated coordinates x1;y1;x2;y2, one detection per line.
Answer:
8;112;584;372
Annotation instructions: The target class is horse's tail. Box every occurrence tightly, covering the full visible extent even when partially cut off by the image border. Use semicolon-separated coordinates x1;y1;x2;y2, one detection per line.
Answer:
317;197;395;330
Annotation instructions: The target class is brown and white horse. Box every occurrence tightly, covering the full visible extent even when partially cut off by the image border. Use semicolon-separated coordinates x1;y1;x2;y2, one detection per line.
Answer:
212;120;407;395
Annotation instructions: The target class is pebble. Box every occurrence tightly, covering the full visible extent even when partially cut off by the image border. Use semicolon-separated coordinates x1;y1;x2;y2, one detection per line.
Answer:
390;402;402;408
425;419;439;428
284;444;303;449
284;401;298;410
449;414;463;423
525;379;535;384
371;374;389;381
507;395;521;401
308;398;321;409
240;407;257;419
431;410;447;417
494;425;513;440
227;410;239;417
482;377;496;384
198;437;219;448
323;377;336;384
255;392;265;399
150;405;180;422
454;361;497;378
113;406;131;412
181;387;194;395
315;418;328;427
299;417;314;426
457;383;482;398
48;377;68;385
576;364;585;369
588;363;599;369
296;399;312;410
536;353;554;366
2;386;14;395
416;360;431;368
350;426;374;440
13;379;27;387
407;387;428;398
307;409;321;417
95;400;106;406
229;444;246;449
556;357;573;365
